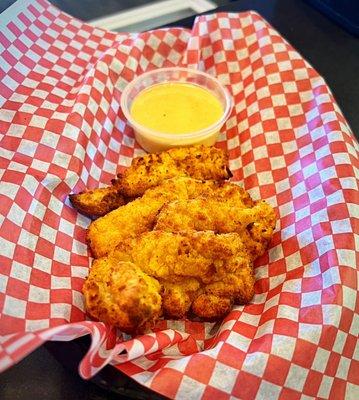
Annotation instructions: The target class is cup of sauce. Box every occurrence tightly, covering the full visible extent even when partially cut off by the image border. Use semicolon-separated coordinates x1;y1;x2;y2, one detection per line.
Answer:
120;68;233;153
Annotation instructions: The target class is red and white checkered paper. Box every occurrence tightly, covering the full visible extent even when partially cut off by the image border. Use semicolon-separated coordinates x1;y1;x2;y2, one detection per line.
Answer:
0;0;358;398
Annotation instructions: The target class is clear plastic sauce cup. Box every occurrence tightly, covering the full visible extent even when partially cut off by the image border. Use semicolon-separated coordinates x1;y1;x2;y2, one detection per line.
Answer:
120;67;233;153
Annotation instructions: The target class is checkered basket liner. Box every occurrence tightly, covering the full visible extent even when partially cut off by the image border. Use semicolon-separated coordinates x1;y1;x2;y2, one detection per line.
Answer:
0;0;358;398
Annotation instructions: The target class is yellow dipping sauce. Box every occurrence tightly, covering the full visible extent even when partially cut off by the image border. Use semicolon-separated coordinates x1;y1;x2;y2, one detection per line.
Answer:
130;82;224;134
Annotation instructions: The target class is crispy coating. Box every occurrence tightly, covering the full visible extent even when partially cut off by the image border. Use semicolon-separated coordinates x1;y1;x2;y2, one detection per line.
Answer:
116;145;232;197
155;198;276;257
112;230;256;320
69;185;125;218
161;279;200;319
77;145;278;331
113;231;253;282
87;177;251;258
192;294;233;320
83;258;162;334
70;145;230;217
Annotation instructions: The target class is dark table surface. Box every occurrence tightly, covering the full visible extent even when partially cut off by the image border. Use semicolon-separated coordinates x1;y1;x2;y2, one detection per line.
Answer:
1;0;358;399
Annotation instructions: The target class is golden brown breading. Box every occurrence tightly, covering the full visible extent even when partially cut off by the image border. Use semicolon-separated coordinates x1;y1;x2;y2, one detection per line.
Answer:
69;185;125;218
82;258;161;334
161;279;200;319
113;230;253;282
70;145;230;217
87;178;252;258
155;198;276;257
112;230;256;320
192;294;233;320
116;145;231;197
87;177;211;258
76;145;278;332
203;272;255;304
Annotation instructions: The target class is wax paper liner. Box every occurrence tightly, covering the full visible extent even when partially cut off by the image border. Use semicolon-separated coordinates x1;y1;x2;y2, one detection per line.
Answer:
0;0;358;398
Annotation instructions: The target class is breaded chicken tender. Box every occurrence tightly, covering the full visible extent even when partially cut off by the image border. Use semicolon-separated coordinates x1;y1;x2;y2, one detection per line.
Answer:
113;231;253;281
77;145;277;333
192;294;233;320
112;231;256;320
87;178;251;258
116;145;232;197
70;146;230;217
69;185;125;218
155;198;276;257
83;258;161;334
160;279;200;319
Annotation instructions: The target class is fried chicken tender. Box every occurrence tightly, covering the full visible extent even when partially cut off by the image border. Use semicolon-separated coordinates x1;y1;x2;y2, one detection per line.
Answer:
87;178;251;258
116;145;232;197
113;231;253;281
192;294;233;320
78;145;278;332
70;146;230;217
83;258;161;334
155;198;276;257
69;184;125;218
112;231;256;321
160;279;200;319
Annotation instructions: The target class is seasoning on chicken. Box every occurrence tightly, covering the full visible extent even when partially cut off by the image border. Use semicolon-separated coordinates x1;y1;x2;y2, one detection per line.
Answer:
155;198;276;257
83;258;162;334
69;184;125;218
77;145;277;334
70;145;230;217
116;145;232;198
87;178;252;258
111;230;256;323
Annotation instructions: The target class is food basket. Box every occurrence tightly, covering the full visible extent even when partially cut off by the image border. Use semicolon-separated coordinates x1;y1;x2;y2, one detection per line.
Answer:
0;0;358;398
